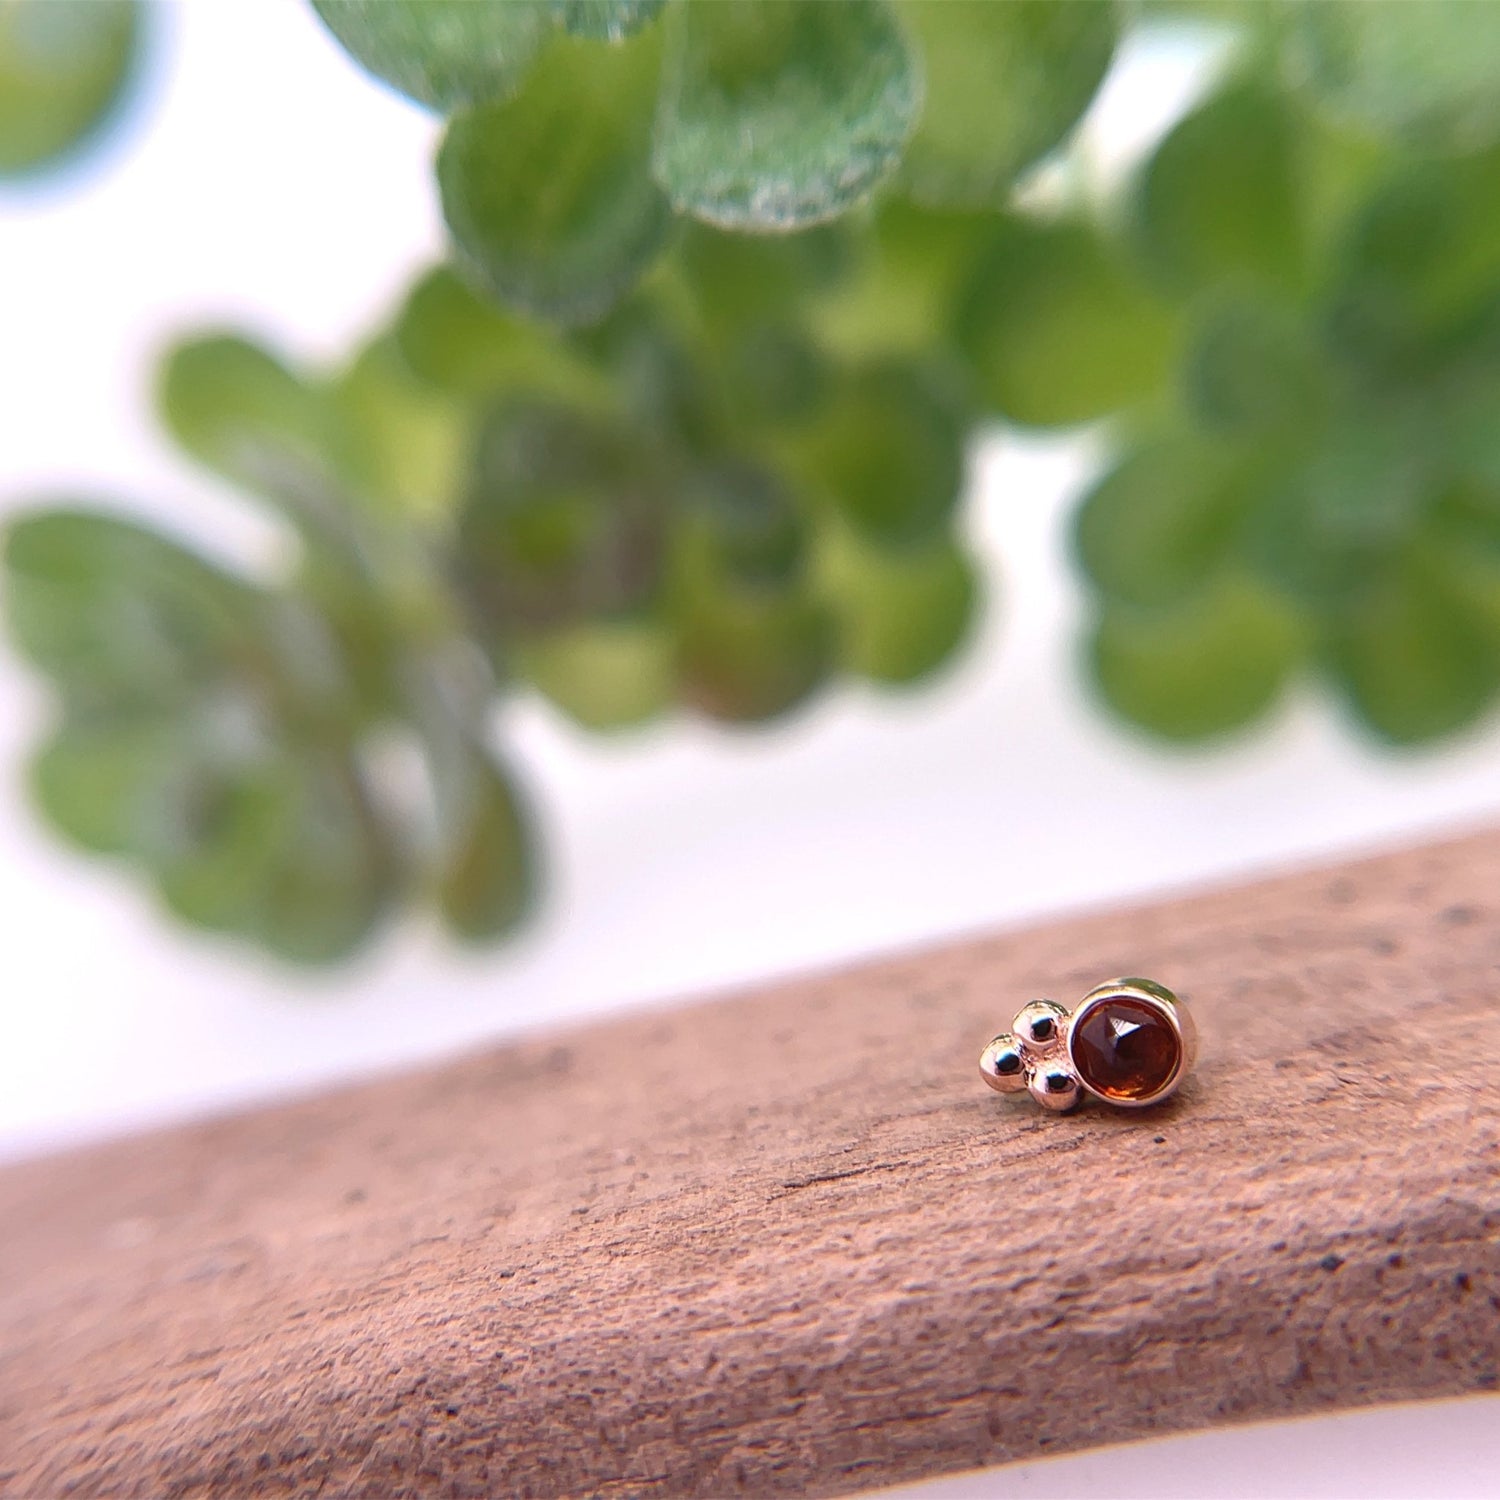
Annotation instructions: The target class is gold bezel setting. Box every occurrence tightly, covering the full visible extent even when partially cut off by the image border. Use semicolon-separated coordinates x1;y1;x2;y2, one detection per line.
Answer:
980;977;1195;1113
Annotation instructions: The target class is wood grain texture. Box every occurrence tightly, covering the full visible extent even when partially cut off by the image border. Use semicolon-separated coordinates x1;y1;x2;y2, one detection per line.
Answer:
2;829;1499;1498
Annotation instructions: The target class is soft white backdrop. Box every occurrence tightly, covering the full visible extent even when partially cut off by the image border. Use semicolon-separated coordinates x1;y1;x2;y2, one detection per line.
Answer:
1;5;1495;1494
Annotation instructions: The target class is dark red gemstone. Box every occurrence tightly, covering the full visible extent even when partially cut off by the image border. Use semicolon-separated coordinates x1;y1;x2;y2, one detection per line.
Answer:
1071;997;1181;1101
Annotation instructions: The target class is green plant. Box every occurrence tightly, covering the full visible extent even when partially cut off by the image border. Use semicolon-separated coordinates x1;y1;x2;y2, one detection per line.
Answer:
0;0;142;177
7;0;1500;963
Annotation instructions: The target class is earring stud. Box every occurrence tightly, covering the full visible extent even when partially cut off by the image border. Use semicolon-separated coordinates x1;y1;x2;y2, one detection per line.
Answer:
980;978;1195;1112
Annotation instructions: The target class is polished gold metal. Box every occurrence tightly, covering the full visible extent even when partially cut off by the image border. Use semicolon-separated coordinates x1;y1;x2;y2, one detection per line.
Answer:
980;977;1195;1113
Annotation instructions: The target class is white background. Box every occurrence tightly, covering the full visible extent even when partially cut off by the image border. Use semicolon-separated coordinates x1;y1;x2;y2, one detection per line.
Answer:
1;5;1495;1494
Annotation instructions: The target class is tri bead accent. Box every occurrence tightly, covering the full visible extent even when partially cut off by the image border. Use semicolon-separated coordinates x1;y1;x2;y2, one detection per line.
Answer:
980;978;1194;1113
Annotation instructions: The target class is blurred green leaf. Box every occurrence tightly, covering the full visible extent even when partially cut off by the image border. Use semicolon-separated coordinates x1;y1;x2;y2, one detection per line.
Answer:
653;0;918;229
718;321;828;434
154;744;394;964
787;359;967;547
809;197;993;361
1329;148;1500;377
1089;576;1304;741
552;0;664;41
676;587;833;723
1245;410;1438;607
1284;0;1500;154
438;27;669;324
819;524;977;684
897;0;1115;207
958;216;1177;427
329;336;470;524
30;710;187;856
518;616;674;728
433;744;535;941
393;266;610;407
676;220;853;336
158;333;334;504
572;292;726;448
310;0;549;111
0;0;140;177
1135;79;1306;297
1321;550;1500;745
675;459;807;593
33;702;392;962
1074;435;1256;609
457;400;666;634
4;510;253;708
1182;295;1326;435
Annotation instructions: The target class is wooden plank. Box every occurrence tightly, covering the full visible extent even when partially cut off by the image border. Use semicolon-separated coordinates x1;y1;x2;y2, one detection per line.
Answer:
2;828;1498;1498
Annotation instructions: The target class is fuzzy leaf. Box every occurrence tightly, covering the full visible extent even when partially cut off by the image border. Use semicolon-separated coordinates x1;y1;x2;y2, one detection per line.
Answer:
1182;296;1326;436
438;28;669;323
0;0;140;177
431;742;536;941
1285;0;1500;154
1322;552;1500;745
518;617;674;729
310;0;550;111
1090;577;1304;741
457;401;666;635
30;711;188;857
329;336;469;524
1135;80;1305;297
675;588;833;723
897;0;1115;207
552;0;664;41
158;333;335;505
819;525;977;685
4;510;252;707
653;0;919;229
958;216;1177;427
1074;437;1255;610
152;744;394;964
789;359;967;548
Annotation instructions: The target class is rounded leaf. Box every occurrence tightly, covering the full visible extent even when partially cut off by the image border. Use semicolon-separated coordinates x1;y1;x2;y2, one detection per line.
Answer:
677;219;853;336
957;216;1177;427
394;266;609;406
4;509;251;706
1244;411;1438;609
675;459;808;594
329;336;470;524
897;0;1115;207
1321;552;1500;746
675;589;834;724
1284;0;1500;154
653;0;919;230
808;197;994;361
1329;148;1500;377
154;747;395;965
552;1;664;41
788;359;967;548
1089;577;1304;741
30;712;187;857
518;617;674;729
1074;436;1256;610
0;0;141;178
434;749;536;941
311;0;550;111
819;525;978;684
1182;296;1326;437
158;333;335;503
457;401;667;634
438;28;670;325
1134;79;1306;297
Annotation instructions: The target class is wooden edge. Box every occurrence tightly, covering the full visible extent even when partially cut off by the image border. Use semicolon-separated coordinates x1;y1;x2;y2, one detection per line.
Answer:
2;826;1499;1497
